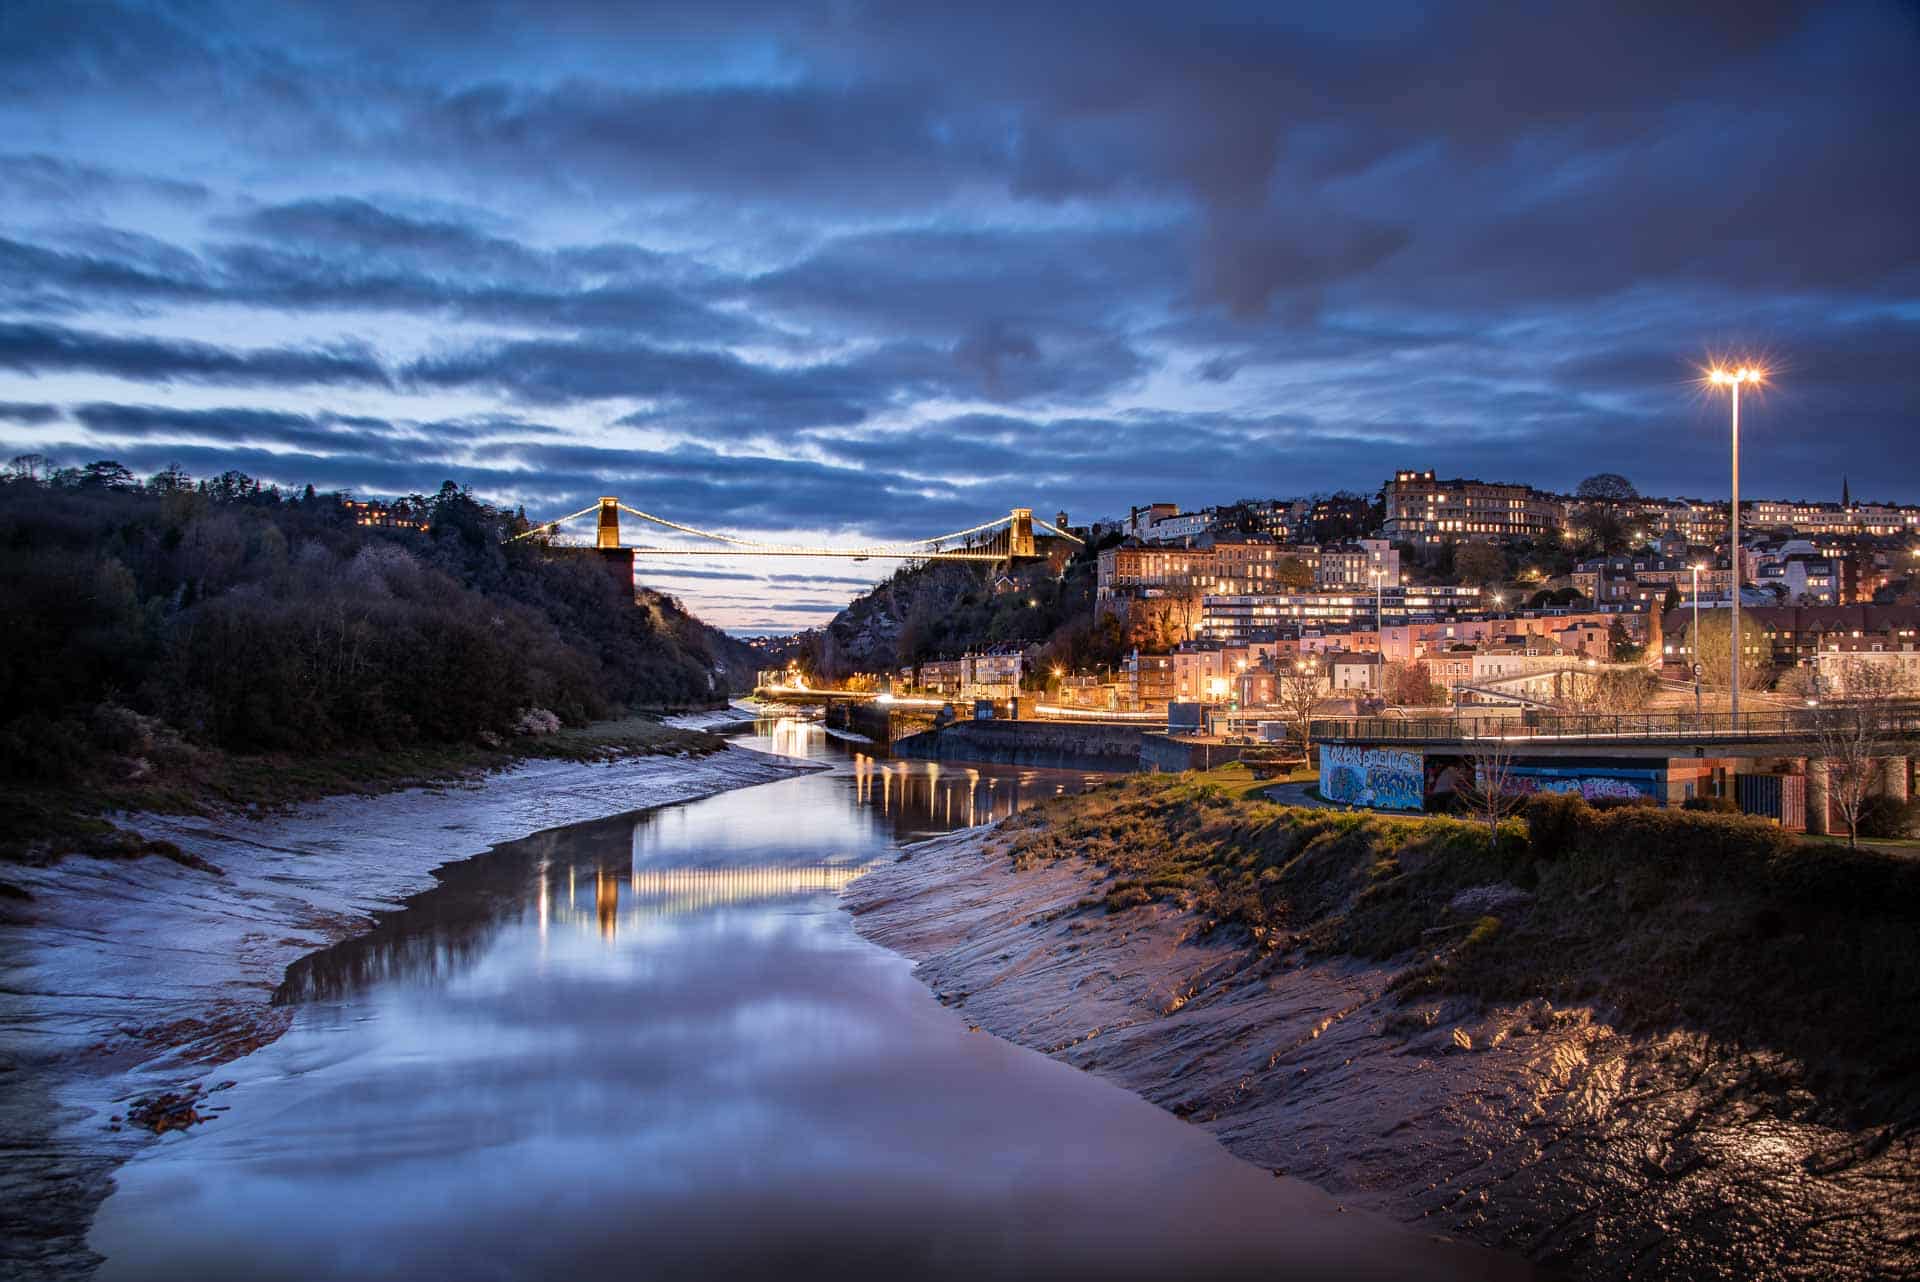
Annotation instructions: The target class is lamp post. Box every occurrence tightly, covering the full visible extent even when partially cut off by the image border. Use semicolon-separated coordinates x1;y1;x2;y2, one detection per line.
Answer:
1370;568;1383;638
1709;365;1763;723
1690;562;1704;715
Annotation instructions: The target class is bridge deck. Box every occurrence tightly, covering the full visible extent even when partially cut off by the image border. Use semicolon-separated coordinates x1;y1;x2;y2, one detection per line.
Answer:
1313;705;1920;756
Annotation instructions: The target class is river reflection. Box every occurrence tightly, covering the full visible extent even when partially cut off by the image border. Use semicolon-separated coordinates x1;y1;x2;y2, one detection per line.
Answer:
88;714;1512;1281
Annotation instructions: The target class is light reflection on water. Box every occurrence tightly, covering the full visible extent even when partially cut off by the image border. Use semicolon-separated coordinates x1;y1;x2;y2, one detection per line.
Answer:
85;714;1512;1281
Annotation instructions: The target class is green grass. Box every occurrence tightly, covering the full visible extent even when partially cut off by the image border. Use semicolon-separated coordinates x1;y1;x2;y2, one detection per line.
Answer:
992;773;1920;1122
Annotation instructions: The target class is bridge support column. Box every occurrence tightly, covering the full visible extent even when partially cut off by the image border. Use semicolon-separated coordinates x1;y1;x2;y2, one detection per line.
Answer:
1883;755;1910;804
1805;758;1831;835
595;496;620;549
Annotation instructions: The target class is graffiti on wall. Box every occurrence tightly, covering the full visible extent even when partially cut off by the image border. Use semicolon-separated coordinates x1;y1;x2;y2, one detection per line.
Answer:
1497;765;1663;803
1321;745;1424;811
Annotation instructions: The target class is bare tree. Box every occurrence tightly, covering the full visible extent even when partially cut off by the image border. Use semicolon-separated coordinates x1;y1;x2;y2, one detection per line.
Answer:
1686;610;1773;700
1811;659;1913;847
1555;666;1658;716
1457;733;1527;839
1275;655;1326;762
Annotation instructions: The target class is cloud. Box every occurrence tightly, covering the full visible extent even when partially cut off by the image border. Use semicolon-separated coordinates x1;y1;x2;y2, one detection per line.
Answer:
0;321;390;388
2;0;1917;631
0;400;60;425
0;152;207;209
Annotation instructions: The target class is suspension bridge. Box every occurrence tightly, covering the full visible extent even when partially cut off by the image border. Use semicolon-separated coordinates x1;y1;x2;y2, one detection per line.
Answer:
509;498;1080;561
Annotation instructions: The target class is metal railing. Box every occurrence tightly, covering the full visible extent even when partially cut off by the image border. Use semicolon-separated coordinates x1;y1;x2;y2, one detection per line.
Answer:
1312;703;1920;744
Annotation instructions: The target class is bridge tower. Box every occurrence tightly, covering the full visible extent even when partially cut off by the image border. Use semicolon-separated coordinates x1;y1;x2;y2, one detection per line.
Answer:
1009;507;1036;557
595;497;621;549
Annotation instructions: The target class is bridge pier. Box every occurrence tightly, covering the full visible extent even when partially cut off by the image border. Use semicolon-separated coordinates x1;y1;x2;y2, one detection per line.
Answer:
1884;755;1911;804
1805;758;1831;836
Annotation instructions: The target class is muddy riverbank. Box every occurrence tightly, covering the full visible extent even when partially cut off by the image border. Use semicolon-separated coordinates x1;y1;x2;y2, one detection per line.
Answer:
844;792;1920;1280
0;743;818;1281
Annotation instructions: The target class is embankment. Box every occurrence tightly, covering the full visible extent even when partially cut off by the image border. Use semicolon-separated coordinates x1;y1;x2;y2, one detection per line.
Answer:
0;744;820;1281
845;776;1920;1280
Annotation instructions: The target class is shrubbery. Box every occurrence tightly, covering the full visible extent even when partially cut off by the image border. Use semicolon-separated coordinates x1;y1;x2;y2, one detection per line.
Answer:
1857;793;1920;839
1681;795;1742;814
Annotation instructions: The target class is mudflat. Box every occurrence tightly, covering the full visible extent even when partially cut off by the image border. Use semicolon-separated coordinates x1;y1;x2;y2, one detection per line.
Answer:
845;776;1920;1280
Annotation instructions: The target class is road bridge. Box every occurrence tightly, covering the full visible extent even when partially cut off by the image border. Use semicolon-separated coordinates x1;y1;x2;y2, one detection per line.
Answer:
1312;704;1920;831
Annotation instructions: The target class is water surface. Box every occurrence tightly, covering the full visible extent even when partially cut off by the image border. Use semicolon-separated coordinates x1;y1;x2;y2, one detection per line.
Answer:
87;715;1508;1280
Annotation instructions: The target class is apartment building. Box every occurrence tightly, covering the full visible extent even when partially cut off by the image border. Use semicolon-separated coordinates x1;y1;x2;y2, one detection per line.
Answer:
1096;536;1293;601
1747;500;1920;536
1659;604;1920;675
1121;652;1178;712
1312;538;1400;590
1382;469;1566;545
1198;585;1484;643
1378;609;1649;664
1141;509;1217;543
1573;555;1734;605
1626;498;1729;544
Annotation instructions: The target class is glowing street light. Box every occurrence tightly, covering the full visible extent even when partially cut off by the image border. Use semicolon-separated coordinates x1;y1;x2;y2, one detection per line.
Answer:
1706;364;1764;722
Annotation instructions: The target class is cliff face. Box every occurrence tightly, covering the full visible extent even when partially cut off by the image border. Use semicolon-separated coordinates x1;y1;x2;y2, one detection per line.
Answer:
811;539;1116;680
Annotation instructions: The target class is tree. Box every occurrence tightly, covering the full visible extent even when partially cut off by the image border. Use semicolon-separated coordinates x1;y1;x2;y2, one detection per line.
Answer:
1556;666;1658;715
1454;543;1508;592
1575;473;1637;501
1685;610;1773;697
6;453;48;483
1457;734;1526;838
78;459;138;490
1127;591;1200;651
1811;659;1915;847
1382;660;1441;707
1275;655;1326;761
147;463;193;493
1661;583;1683;615
1570;502;1631;555
1274;556;1314;590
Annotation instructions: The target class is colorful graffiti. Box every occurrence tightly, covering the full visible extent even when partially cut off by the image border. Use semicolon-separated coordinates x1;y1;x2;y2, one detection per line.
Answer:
1321;745;1424;811
1497;765;1663;803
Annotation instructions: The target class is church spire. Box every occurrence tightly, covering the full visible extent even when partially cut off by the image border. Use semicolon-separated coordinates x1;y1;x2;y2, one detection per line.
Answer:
1843;475;1851;508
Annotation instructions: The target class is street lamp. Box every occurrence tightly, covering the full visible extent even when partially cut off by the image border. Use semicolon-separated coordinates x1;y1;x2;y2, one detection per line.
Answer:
1708;365;1763;722
1690;562;1705;715
1370;568;1383;637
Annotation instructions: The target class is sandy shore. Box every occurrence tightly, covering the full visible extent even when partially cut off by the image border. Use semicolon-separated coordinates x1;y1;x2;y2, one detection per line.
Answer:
0;744;818;1281
845;825;1919;1281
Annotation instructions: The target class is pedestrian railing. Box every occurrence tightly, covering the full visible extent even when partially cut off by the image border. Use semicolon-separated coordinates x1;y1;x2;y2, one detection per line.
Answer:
1312;704;1920;745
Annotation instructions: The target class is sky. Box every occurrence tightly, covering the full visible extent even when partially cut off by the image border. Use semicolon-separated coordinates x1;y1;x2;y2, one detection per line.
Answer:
1;1;1916;633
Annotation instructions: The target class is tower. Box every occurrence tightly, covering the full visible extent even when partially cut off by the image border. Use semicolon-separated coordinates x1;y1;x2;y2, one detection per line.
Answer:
1009;507;1036;558
595;497;620;549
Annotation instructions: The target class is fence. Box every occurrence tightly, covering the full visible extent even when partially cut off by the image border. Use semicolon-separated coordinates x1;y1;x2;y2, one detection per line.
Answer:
1312;703;1920;745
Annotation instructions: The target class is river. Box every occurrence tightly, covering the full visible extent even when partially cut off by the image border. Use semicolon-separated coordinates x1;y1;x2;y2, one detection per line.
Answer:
81;714;1508;1280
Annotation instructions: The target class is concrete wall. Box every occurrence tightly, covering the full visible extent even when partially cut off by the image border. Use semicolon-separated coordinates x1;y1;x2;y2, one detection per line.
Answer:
893;721;1147;771
1139;735;1247;773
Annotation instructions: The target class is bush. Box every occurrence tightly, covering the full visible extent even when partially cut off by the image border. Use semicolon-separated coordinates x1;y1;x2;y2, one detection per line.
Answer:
1682;795;1741;814
1857;793;1920;840
1523;793;1589;860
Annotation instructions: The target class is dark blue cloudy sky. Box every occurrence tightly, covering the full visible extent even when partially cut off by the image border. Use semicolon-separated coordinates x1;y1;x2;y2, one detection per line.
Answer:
2;1;1916;631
